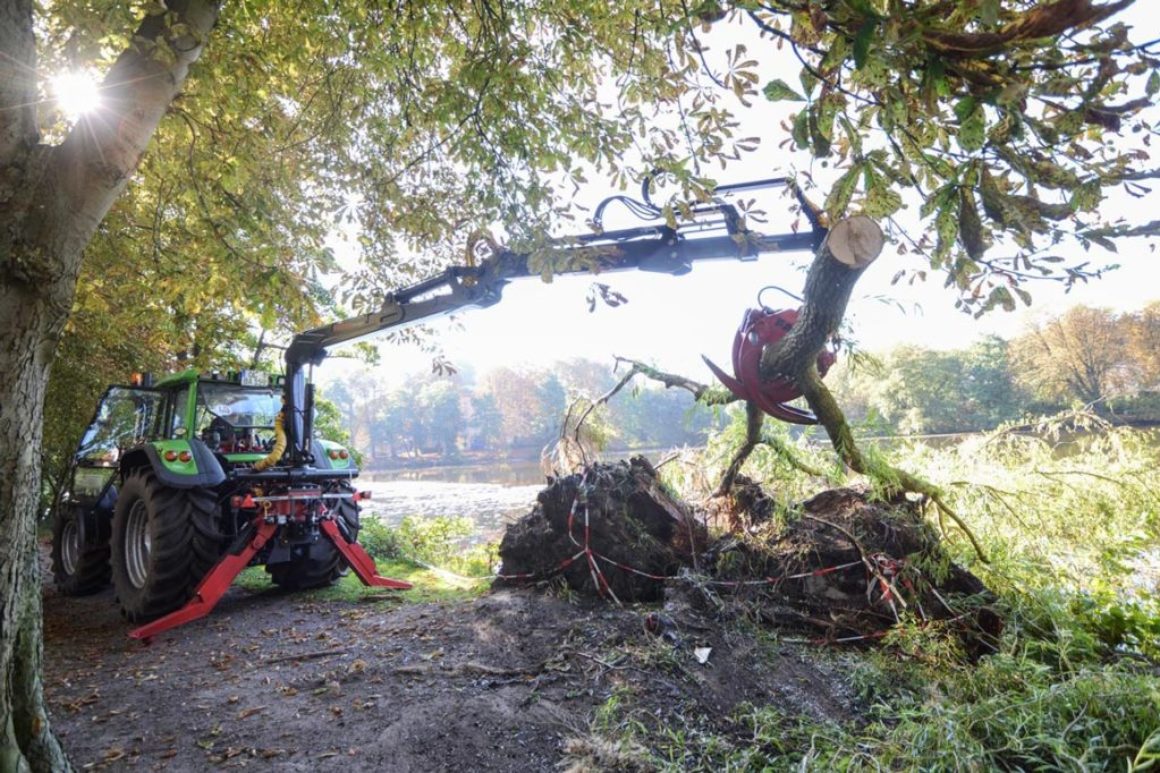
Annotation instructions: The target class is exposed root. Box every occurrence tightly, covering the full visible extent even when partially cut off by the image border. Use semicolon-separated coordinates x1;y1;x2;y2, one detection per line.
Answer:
498;460;1002;655
797;369;988;562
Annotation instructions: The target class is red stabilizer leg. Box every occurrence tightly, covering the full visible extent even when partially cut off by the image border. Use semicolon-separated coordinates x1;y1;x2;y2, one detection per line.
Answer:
129;519;279;641
319;519;413;589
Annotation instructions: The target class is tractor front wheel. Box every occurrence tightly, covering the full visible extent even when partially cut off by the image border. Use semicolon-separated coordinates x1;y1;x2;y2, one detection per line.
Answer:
51;504;111;596
268;487;360;590
110;468;223;621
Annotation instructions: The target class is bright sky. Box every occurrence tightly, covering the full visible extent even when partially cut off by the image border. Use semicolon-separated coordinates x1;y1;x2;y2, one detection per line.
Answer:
319;6;1158;390
323;238;1157;388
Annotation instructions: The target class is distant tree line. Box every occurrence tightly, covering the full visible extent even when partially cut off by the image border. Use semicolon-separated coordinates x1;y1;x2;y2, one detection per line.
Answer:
321;358;719;465
830;303;1160;435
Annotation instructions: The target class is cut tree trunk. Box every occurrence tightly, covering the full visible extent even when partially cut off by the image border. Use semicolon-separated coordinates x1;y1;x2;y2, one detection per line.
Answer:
759;215;884;383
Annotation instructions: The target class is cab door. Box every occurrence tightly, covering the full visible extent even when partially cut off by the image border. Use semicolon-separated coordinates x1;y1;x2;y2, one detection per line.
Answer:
64;386;163;517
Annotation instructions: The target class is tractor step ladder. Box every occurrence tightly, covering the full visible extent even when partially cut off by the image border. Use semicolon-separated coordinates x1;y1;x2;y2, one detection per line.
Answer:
129;517;412;641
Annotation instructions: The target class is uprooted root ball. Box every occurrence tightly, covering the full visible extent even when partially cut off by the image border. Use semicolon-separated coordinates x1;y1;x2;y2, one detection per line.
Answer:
707;485;1004;655
497;458;1002;654
495;457;706;602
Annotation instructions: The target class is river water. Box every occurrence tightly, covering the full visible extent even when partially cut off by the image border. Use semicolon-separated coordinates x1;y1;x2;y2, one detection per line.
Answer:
355;451;674;540
356;459;549;540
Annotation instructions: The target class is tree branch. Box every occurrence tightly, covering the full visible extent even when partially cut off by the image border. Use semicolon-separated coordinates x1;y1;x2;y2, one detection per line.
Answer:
1082;220;1160;240
12;0;222;288
0;0;37;166
923;0;1136;59
716;400;764;495
610;356;738;405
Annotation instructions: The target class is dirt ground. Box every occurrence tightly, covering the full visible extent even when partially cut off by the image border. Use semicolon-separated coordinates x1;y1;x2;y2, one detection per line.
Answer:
41;543;862;772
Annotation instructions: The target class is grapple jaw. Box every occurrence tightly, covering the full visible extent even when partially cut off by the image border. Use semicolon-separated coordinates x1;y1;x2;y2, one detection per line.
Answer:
703;307;836;425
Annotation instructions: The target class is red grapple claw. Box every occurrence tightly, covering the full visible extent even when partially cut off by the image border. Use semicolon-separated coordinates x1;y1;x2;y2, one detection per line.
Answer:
703;307;836;425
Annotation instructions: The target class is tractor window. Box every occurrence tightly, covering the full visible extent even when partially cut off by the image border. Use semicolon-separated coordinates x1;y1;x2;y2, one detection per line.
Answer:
195;384;280;432
76;387;162;467
195;383;280;453
167;387;191;438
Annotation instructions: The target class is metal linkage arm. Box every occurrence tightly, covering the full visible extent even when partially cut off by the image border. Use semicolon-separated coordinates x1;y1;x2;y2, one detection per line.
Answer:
281;177;826;462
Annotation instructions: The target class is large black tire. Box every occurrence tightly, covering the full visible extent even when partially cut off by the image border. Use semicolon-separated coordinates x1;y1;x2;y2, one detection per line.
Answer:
51;504;111;596
268;487;360;591
110;468;224;622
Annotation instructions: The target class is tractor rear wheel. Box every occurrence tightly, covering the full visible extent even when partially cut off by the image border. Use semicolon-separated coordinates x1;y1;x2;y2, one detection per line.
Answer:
110;468;224;621
51;504;111;596
268;486;360;590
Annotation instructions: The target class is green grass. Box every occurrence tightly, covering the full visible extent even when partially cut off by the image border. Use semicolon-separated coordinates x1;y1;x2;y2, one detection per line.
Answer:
634;411;1160;770
232;512;501;604
233;559;489;604
232;515;499;605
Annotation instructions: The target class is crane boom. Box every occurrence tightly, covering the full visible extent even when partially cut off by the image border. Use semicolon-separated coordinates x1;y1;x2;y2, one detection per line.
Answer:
282;177;825;464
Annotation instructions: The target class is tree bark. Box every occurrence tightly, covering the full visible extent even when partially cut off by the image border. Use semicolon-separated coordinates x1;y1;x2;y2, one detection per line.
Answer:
0;2;221;769
0;284;69;772
759;215;884;382
755;215;883;452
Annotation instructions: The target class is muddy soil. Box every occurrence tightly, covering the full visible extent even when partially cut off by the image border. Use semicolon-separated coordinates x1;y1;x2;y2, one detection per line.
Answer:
41;543;860;772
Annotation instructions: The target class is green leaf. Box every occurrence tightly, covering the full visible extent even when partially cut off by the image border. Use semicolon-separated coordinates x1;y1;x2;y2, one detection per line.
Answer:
792;110;811;149
921;185;955;219
958;106;986;152
934;200;959;260
1148;71;1160;97
841;114;863;155
923;58;950;100
853;20;877;70
819;36;851;72
843;0;882;18
825;163;863;218
958;187;988;259
989;285;1016;312
1053;110;1084;137
979;0;1000;25
811;94;841;156
863;182;903;219
799;68;819;98
953;97;977;124
980;167;1007;224
1026;116;1060;145
763;79;804;102
1087;233;1118;252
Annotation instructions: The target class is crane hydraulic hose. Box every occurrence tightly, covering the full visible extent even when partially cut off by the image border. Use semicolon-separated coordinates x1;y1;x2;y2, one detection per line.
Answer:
254;412;286;472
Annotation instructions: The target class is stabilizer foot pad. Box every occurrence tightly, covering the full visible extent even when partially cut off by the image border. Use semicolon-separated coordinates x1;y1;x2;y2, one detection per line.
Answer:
320;519;413;590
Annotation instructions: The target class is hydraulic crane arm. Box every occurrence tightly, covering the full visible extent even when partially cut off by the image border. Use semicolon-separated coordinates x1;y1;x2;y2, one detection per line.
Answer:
282;177;825;464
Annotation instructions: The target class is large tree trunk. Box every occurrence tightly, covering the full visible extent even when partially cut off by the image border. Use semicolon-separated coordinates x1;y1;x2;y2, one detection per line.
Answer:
0;2;221;769
0;283;72;772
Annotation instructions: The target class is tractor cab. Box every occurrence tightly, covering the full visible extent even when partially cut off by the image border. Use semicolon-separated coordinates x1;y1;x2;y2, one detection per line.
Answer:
148;369;282;463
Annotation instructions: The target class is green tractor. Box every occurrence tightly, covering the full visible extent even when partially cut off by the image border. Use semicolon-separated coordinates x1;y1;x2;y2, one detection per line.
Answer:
51;368;366;628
